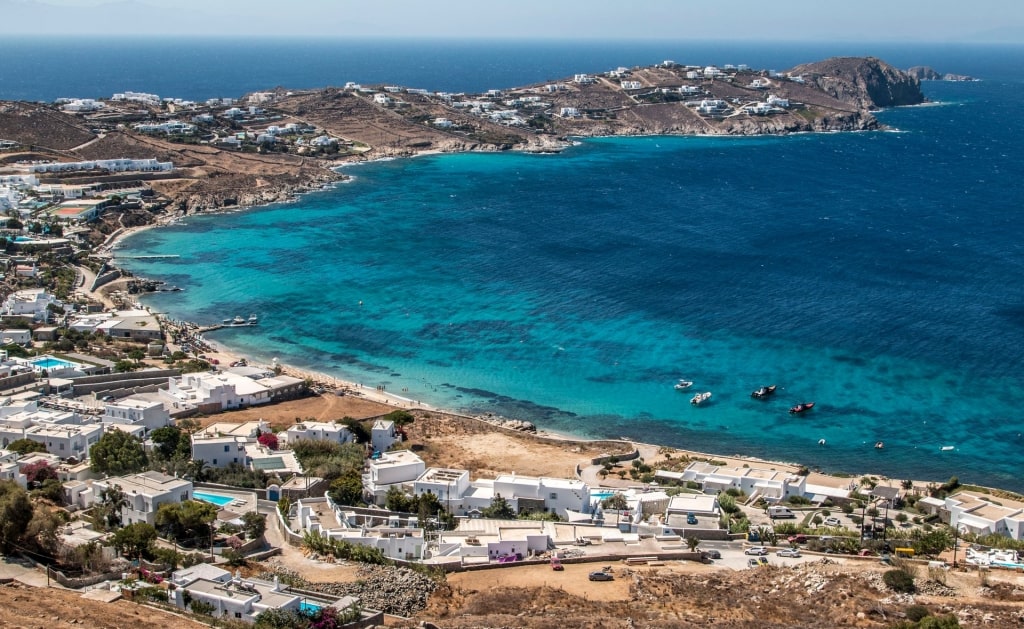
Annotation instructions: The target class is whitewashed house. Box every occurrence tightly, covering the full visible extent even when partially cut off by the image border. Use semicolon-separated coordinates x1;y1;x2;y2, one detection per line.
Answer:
363;450;425;504
2;288;61;320
283;421;351;447
945;491;1024;540
90;471;193;525
371;419;398;453
102;397;170;434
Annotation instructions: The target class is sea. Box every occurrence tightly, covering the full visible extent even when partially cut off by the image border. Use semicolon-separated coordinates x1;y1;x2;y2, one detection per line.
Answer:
4;37;1023;490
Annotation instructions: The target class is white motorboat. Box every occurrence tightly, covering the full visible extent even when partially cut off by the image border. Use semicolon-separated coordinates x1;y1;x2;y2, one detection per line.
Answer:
690;391;712;406
674;379;693;390
248;314;259;325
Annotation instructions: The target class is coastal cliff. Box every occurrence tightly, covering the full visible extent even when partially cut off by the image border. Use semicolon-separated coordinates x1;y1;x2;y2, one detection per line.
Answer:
786;57;925;109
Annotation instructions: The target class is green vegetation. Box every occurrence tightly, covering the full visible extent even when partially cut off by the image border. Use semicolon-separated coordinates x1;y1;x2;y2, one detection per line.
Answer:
883;567;917;593
111;522;157;559
155;500;218;547
301;531;391;565
89;430;147;475
5;439;46;455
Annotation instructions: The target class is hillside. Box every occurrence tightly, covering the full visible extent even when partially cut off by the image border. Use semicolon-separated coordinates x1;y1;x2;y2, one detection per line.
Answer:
786;57;925;109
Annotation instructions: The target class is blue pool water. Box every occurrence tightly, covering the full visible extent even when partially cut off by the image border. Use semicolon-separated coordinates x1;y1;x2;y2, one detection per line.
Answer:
30;356;78;370
591;491;620;501
193;491;235;507
300;601;322;614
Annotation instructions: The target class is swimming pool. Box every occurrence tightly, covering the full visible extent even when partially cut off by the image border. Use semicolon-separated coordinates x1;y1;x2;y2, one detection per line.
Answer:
29;356;80;370
592;490;620;501
193;490;235;507
299;601;322;614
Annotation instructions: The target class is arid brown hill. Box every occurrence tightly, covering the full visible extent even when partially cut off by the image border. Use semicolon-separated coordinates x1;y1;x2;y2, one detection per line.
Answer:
787;57;925;109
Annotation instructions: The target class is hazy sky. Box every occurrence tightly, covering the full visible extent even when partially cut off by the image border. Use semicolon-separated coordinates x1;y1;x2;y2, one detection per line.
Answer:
4;0;1023;41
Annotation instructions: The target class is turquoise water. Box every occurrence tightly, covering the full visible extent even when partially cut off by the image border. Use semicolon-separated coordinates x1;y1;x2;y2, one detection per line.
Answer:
193;491;235;507
30;356;78;370
121;78;1024;492
299;601;322;614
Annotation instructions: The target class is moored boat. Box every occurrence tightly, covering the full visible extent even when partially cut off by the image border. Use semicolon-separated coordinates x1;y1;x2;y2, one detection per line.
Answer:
751;384;777;399
691;391;712;406
789;402;815;414
248;314;259;325
674;379;694;390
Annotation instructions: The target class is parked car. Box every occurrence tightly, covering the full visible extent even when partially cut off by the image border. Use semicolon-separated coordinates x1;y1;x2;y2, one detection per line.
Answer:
757;556;769;566
703;549;722;559
787;534;807;544
686;512;698;525
747;558;760;568
858;549;876;557
745;547;769;556
824;517;842;527
588;571;614;581
777;548;802;558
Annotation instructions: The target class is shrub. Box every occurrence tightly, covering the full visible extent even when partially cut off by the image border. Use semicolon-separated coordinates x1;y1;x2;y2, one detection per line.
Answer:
841;503;855;514
883;568;916;593
905;605;931;622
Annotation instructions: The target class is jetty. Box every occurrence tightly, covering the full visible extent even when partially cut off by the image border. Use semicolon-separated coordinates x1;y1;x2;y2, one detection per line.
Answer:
112;254;181;260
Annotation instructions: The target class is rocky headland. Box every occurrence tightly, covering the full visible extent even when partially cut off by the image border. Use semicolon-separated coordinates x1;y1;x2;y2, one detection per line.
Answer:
906;65;978;82
0;56;925;220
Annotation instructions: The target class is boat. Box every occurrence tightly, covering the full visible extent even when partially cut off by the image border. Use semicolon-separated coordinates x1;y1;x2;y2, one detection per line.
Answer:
818;439;826;446
674;379;694;390
248;314;259;325
222;318;232;324
751;384;777;399
691;391;712;406
232;316;245;325
875;441;885;449
940;445;955;451
789;402;815;414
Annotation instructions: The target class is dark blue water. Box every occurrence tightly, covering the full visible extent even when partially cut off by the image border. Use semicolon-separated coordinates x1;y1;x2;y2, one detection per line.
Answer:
12;37;1022;489
1;37;1021;101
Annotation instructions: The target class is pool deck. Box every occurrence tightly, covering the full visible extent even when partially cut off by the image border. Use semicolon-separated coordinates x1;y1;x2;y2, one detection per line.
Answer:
193;487;258;514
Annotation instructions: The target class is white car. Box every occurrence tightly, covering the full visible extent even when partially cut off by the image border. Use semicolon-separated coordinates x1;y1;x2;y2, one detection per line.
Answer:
776;548;802;558
744;547;769;556
824;517;842;527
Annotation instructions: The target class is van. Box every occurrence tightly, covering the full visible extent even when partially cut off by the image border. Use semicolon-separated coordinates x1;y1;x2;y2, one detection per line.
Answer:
928;560;949;570
767;506;796;519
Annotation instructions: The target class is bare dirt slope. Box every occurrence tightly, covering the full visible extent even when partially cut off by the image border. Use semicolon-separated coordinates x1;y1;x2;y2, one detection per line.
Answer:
408;561;1024;628
0;582;208;629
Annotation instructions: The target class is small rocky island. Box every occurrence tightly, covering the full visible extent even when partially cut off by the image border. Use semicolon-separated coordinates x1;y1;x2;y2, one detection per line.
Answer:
0;56;926;221
906;65;978;82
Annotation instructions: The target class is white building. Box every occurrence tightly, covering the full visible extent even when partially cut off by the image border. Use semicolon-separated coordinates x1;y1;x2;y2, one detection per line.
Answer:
667;461;807;503
0;450;27;487
364;450;425;504
24;423;102;460
491;474;590;518
945;491;1024;540
29;158;172;174
573;74;595;84
412;467;470;509
91;471;193;525
102;397;170;434
767;94;791;108
371;419;398;454
2;288;61;320
296;496;426;561
283;421;351;447
620;80;643;90
559;107;580;118
170;572;302;623
162;372;275;413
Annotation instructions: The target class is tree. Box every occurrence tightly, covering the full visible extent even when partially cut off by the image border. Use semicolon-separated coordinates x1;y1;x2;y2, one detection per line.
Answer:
340;418;370;444
686;536;701;552
912;528;954;557
242;511;267;540
150;426;189;460
33;478;65;504
90;431;147;475
22;460;58;486
383;409;414;427
481;494;516;519
6;438;46;455
0;481;34;553
327;471;364;506
385;486;413;513
114;359;137;373
155;500;218;546
127;348;145;363
601;493;628;510
96;483;128;529
111;522;157;559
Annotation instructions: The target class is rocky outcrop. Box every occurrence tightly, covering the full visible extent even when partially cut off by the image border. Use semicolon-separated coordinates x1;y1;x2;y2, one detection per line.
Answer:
907;65;977;82
788;57;925;109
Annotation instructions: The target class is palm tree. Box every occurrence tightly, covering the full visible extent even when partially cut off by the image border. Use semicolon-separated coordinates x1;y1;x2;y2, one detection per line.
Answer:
686;536;701;552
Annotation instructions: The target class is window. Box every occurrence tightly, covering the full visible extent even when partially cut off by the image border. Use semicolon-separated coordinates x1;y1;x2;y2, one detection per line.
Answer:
235;612;242;618
224;445;230;452
549;493;557;500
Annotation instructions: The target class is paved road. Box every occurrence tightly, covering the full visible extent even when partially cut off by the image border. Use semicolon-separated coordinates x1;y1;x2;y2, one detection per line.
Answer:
696;540;849;571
